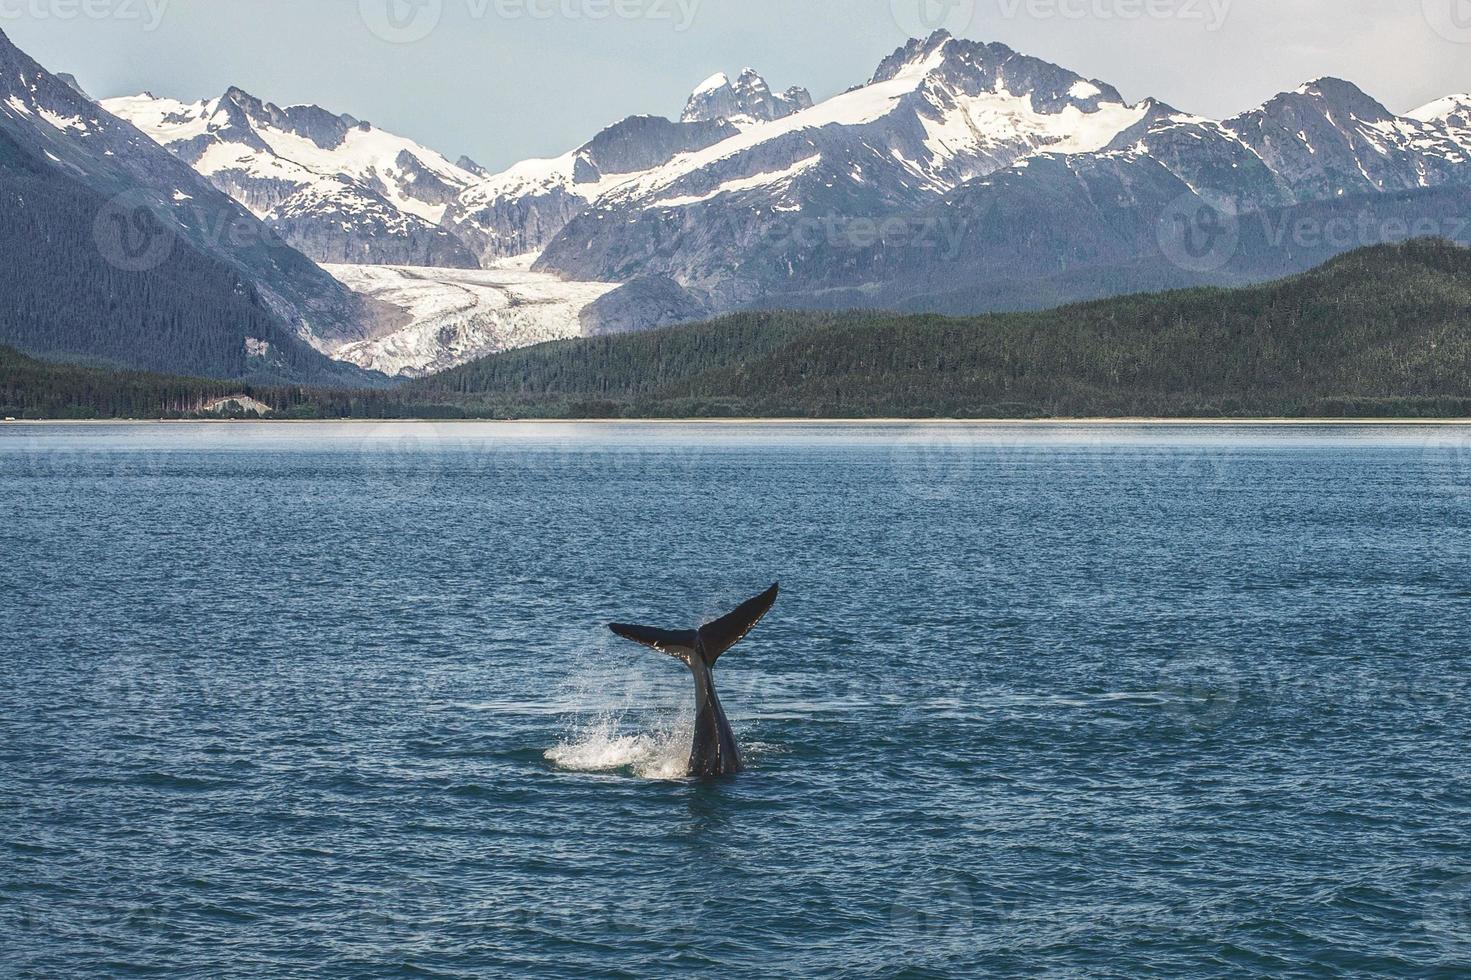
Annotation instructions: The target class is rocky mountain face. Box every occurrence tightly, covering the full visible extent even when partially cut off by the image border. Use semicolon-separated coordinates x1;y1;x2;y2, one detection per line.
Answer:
579;276;711;336
0;29;380;381
1220;78;1471;206
534;32;1153;304
529;33;1471;318
103;88;483;269
681;68;813;126
55;72;88;98
104;69;797;272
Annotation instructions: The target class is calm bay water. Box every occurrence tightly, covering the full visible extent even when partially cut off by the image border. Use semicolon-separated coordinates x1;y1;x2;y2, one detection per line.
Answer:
2;421;1470;977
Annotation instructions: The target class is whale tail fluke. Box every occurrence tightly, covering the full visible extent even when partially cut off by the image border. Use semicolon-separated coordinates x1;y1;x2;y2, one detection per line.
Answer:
696;583;779;664
609;583;779;666
607;623;697;661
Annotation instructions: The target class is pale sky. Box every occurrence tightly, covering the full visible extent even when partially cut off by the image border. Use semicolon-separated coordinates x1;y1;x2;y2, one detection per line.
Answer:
5;0;1470;172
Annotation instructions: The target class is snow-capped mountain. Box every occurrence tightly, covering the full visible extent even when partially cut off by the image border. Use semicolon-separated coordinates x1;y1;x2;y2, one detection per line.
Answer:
681;68;812;126
528;32;1471;312
769;71;1471;314
437;68;807;265
536;31;1154;301
0;28;379;381
442;112;739;262
103;87;482;267
1407;93;1471;139
62;28;1471;377
1220;78;1471;205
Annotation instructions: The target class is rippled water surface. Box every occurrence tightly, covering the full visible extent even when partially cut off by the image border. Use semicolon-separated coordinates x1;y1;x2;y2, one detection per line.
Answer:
3;421;1471;977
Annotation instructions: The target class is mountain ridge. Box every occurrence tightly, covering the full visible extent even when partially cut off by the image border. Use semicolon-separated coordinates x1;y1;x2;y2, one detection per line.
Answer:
0;28;383;383
35;29;1471;381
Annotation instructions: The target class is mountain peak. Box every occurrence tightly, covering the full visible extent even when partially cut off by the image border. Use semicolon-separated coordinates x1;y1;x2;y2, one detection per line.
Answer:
219;85;268;119
456;154;489;178
918;28;954;50
1408;93;1471;127
55;72;89;99
210;87;368;150
1285;76;1392;120
870;31;962;84
681;67;812;125
691;72;729;97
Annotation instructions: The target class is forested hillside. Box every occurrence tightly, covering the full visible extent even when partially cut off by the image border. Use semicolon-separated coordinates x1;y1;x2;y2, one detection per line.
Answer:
409;239;1471;418
0;127;383;385
7;242;1471;420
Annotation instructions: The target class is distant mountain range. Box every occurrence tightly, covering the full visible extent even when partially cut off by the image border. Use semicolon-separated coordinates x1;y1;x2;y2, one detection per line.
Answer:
3;27;1471;383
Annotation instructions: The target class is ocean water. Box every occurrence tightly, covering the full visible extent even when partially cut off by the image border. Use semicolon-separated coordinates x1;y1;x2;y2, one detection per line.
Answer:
2;421;1470;978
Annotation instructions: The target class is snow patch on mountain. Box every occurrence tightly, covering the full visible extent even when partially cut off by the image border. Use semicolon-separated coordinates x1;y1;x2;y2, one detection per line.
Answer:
654;155;822;209
691;72;730;97
104;88;482;267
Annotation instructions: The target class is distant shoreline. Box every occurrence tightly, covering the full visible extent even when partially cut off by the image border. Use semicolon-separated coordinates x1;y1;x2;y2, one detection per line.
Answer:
6;417;1471;427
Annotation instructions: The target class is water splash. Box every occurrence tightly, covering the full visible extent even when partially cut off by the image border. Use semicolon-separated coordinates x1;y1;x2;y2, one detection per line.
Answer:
545;708;694;780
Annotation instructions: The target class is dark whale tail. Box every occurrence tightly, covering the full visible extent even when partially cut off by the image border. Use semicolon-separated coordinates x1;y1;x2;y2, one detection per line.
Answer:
608;584;779;778
610;583;779;666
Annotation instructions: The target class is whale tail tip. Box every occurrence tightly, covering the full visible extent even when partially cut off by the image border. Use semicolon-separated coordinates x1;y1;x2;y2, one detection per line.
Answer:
696;582;779;664
609;582;779;666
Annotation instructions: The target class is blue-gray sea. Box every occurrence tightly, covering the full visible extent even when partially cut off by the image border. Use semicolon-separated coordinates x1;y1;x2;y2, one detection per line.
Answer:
2;422;1470;977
